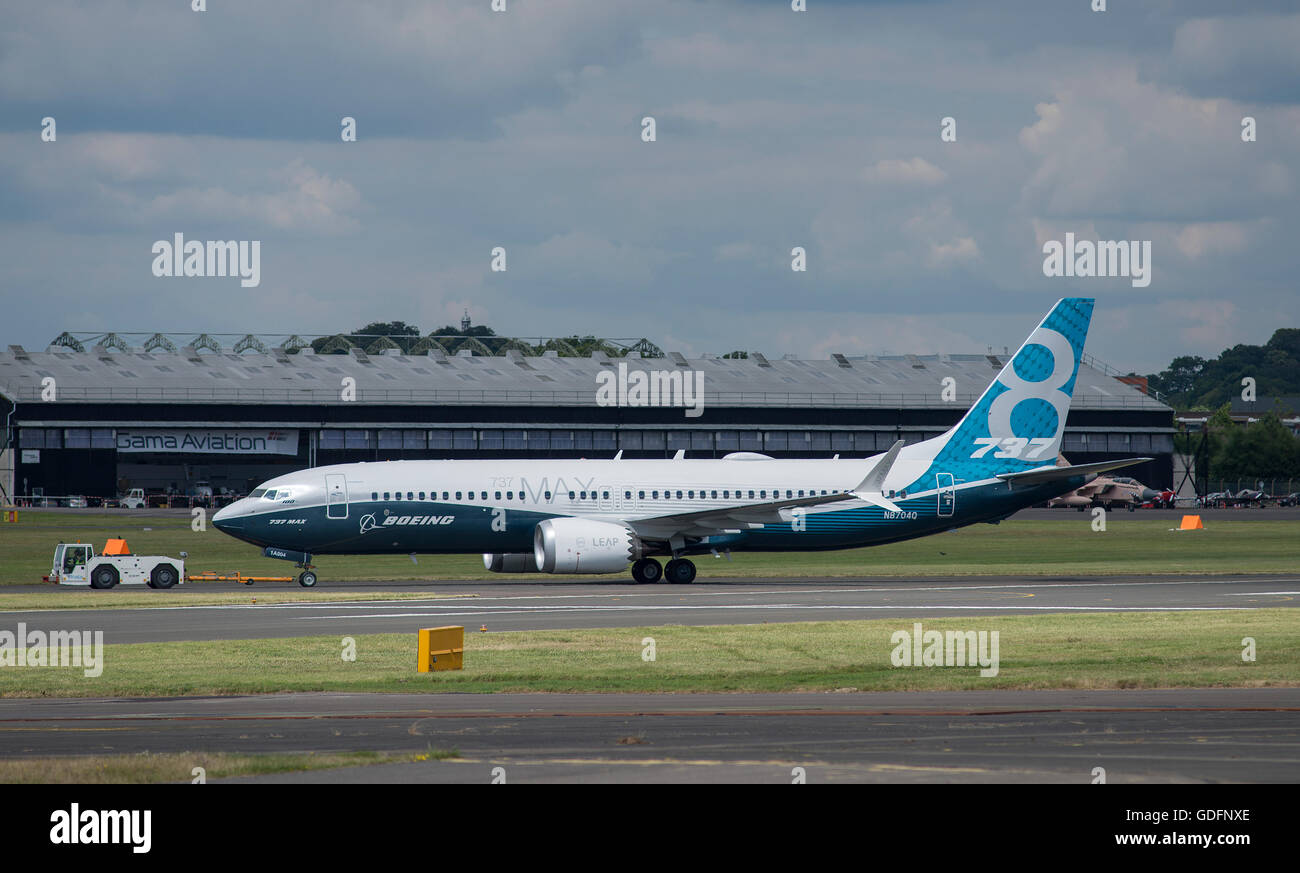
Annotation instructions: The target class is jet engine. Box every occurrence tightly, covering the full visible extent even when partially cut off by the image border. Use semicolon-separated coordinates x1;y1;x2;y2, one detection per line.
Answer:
533;517;642;574
482;553;542;573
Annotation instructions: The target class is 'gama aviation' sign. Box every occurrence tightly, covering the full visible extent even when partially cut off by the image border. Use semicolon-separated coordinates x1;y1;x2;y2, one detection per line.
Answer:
115;429;299;456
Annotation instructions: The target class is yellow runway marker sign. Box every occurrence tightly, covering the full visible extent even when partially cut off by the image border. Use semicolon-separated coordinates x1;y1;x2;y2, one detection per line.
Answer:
418;626;464;672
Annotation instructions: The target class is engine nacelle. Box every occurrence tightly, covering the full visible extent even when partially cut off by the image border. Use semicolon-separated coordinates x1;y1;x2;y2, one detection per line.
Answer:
482;553;541;573
533;517;641;574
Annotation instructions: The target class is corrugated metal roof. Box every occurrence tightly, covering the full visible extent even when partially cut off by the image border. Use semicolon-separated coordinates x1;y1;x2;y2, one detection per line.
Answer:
0;347;1170;411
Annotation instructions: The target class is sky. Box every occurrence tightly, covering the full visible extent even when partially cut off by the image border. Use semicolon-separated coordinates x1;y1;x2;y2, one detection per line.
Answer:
1;0;1297;376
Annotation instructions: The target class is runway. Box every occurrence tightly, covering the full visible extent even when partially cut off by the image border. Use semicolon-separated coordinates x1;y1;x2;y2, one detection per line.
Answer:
3;574;1296;643
2;689;1295;783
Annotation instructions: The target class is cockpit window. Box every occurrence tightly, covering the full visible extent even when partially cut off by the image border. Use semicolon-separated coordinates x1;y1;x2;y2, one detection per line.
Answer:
263;489;278;500
250;489;266;498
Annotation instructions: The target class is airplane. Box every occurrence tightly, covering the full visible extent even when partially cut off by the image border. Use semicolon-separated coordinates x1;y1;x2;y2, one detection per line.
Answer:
212;297;1151;586
1048;473;1159;511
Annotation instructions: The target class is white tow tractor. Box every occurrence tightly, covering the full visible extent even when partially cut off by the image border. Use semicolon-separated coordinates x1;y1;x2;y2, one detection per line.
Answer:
46;539;186;589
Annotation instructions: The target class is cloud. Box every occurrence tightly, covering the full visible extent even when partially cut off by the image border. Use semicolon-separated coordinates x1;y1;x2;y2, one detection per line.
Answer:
862;157;947;186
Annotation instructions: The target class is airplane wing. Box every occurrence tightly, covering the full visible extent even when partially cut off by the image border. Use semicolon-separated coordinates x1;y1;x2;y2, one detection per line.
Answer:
624;441;906;541
996;457;1152;488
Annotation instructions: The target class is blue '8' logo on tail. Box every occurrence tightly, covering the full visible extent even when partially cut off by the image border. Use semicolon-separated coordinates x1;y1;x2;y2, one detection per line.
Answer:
907;298;1094;488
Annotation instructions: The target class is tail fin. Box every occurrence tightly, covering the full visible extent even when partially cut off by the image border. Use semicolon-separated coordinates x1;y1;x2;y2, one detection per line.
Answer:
908;298;1095;486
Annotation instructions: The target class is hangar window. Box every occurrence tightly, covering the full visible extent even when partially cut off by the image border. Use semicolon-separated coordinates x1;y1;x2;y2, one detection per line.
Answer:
619;432;642;449
716;432;738;450
403;430;426;449
319;430;345;449
344;430;371;449
690;432;713;450
666;432;689;450
92;429;114;448
428;430;453;449
738;431;762;451
480;430;503;450
593;431;616;450
452;431;476;450
64;429;91;448
22;428;61;448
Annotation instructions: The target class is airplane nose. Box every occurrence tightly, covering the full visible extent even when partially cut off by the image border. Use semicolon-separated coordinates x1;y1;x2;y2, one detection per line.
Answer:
212;501;242;532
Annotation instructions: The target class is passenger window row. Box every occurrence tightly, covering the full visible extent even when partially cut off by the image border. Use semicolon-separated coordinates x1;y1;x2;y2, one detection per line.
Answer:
365;488;839;503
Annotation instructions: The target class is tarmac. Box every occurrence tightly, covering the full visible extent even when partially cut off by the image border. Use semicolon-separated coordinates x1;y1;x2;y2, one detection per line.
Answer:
2;689;1295;783
3;574;1296;643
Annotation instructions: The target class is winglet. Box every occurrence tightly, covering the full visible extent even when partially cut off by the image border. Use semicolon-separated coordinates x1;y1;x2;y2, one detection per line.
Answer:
853;440;904;512
856;440;903;493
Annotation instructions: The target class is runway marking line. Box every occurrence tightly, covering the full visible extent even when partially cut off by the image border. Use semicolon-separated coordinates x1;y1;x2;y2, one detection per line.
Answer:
3;706;1298;724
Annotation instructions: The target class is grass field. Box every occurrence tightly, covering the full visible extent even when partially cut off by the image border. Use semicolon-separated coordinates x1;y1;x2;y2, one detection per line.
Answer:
2;611;1293;697
1;510;1296;588
0;749;457;784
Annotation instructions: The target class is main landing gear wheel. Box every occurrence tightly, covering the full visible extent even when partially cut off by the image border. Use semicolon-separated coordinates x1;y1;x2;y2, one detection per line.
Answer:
664;558;697;584
631;558;662;584
297;571;318;588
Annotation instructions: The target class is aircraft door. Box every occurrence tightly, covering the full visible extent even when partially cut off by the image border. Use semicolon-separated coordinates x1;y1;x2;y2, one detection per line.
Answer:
937;473;955;518
325;473;348;520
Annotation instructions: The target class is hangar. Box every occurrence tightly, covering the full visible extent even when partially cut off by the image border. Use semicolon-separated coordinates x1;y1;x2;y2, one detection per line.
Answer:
0;334;1174;504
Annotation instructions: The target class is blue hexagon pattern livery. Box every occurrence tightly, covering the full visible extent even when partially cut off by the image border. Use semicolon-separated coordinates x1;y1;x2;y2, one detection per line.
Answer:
901;297;1094;491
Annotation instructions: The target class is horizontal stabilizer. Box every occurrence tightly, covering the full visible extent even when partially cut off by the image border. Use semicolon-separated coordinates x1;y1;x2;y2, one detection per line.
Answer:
996;457;1152;487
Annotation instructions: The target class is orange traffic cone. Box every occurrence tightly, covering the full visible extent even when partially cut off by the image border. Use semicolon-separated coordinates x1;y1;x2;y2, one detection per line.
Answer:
1179;515;1204;530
